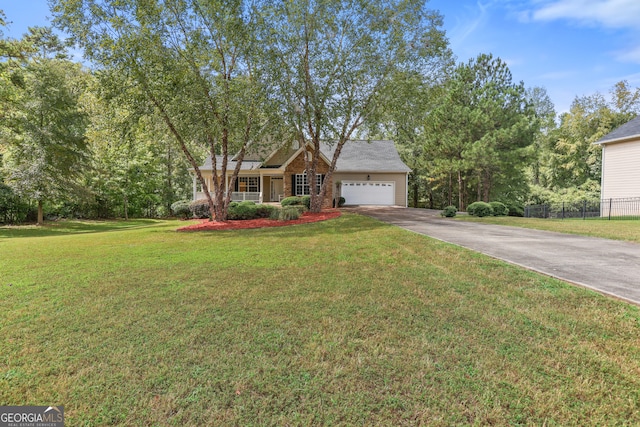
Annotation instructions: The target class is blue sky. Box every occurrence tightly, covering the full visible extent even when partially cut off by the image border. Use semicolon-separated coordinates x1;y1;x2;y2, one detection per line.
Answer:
2;0;639;114
430;0;640;114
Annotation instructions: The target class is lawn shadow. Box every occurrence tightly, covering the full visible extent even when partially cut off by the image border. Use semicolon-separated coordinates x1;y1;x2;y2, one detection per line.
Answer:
0;219;162;239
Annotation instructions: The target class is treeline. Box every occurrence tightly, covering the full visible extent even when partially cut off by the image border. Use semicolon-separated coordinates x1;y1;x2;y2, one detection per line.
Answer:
0;19;195;224
389;56;640;214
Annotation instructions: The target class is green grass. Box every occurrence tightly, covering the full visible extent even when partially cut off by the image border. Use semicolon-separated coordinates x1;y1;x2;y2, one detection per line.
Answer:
456;215;640;243
2;215;640;425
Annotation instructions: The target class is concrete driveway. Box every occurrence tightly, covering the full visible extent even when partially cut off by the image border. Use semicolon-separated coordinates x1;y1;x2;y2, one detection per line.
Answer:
350;206;640;306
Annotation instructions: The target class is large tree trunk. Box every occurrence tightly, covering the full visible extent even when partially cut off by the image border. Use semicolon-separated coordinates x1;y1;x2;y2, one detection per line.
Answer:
37;200;44;226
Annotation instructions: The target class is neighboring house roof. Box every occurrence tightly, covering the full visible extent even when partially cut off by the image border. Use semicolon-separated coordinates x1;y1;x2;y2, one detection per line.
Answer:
596;115;640;145
197;140;411;173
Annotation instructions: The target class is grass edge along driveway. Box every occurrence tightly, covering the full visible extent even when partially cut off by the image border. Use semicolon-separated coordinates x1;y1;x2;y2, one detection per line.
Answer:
456;214;640;244
1;215;640;425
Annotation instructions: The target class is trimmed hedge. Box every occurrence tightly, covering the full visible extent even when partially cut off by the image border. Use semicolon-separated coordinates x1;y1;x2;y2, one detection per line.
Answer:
441;205;457;218
227;202;258;220
228;201;280;220
467;201;493;217
171;200;191;219
281;195;311;209
189;199;211;219
489;201;509;216
281;196;303;206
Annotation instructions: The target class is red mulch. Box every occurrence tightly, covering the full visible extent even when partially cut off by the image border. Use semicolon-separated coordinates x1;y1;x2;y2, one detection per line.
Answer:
177;210;342;231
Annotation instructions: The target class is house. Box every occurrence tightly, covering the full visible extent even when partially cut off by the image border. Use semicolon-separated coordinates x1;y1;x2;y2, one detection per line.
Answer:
595;115;640;200
192;140;411;207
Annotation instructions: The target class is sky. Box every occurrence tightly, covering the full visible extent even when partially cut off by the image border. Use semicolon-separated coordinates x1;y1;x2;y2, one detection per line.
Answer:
2;0;639;115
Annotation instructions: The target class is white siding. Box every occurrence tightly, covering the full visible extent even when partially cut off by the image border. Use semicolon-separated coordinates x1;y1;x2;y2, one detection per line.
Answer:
602;139;640;200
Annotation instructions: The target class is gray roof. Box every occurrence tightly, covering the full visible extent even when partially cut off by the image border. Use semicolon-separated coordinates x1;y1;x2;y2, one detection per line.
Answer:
201;156;263;171
596;115;640;144
198;140;411;173
323;140;411;173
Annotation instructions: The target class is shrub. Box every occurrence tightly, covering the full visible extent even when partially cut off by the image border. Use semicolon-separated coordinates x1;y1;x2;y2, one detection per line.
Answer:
333;197;346;208
504;201;524;217
281;196;303;207
301;195;311;209
171;200;191;219
228;202;258;220
0;184;30;224
189;199;210;219
227;203;278;220
269;207;282;220
467;201;493;217
441;205;457;218
489;201;509;216
278;206;301;221
255;204;278;219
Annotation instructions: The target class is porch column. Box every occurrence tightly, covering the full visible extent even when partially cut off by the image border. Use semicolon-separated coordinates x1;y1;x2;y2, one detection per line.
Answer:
192;174;197;201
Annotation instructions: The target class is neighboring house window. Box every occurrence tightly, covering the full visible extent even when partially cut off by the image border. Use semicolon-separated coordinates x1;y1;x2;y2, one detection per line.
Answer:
294;173;324;196
236;176;259;192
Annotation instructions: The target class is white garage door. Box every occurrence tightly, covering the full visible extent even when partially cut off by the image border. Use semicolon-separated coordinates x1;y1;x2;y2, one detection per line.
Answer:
341;181;395;206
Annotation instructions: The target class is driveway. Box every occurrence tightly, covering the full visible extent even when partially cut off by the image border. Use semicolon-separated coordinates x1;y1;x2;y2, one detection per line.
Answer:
350;206;640;306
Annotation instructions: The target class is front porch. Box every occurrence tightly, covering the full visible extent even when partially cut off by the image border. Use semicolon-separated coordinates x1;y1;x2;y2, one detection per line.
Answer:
192;174;284;203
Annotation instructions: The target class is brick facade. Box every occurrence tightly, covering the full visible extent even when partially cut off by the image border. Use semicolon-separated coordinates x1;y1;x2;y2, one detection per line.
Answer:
284;150;333;208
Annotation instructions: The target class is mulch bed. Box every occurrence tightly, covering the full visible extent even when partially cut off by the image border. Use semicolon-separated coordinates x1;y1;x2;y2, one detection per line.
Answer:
177;210;342;231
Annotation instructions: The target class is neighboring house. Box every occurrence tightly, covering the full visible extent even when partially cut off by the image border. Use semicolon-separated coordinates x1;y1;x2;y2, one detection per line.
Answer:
192;140;411;207
595;115;640;201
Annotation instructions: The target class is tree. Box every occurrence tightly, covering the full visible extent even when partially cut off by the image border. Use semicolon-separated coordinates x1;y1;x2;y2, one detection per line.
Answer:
548;90;636;190
53;0;276;221
525;86;556;187
424;54;537;210
83;76;194;219
1;27;89;225
258;0;449;212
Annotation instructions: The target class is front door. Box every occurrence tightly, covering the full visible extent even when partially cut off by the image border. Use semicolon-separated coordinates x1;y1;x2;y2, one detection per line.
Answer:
271;177;284;202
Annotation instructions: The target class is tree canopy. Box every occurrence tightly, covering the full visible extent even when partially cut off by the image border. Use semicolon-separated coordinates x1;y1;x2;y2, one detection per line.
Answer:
258;0;450;211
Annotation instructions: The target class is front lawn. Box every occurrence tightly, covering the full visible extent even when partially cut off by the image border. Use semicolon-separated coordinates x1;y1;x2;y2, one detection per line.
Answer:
456;215;640;243
1;215;640;425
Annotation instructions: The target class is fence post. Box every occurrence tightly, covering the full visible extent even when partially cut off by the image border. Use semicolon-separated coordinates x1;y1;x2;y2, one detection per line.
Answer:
609;198;612;221
562;202;565;220
583;200;586;220
543;204;546;218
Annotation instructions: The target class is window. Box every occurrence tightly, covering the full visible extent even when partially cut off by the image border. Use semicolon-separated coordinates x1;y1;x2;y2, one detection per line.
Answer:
236;176;259;192
294;173;324;196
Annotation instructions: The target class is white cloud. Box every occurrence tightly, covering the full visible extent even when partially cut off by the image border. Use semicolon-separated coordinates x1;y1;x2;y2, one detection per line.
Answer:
447;1;496;48
614;45;640;63
529;0;640;29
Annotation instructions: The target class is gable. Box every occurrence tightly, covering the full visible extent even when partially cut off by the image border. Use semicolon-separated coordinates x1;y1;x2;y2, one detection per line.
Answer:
264;146;298;167
281;146;331;172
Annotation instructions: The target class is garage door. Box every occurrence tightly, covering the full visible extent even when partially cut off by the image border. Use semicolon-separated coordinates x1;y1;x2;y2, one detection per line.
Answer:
341;181;395;205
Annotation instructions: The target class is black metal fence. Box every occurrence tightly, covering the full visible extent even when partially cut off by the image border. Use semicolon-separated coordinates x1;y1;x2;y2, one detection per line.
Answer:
524;197;640;220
